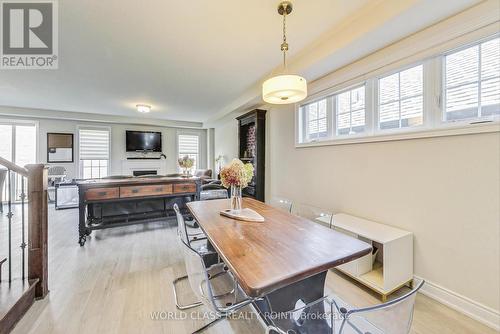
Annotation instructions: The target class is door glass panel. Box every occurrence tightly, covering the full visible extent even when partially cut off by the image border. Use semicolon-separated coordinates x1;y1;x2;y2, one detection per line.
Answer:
0;125;12;161
15;125;36;200
15;125;36;167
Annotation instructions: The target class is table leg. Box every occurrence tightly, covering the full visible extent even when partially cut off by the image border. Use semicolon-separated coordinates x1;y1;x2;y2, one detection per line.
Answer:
253;271;331;333
78;189;88;246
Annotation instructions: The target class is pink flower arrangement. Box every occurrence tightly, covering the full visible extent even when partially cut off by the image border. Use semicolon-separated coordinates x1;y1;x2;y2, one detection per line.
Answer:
220;159;254;188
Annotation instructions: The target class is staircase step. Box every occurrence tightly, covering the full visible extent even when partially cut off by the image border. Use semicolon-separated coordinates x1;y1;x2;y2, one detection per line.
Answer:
0;278;39;334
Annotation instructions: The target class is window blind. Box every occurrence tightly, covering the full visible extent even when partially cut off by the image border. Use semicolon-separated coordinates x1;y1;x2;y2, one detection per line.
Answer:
79;129;110;160
178;134;199;154
178;134;199;170
445;37;500;120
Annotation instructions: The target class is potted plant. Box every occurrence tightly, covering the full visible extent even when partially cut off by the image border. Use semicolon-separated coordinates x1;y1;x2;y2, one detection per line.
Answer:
178;155;194;176
220;159;254;211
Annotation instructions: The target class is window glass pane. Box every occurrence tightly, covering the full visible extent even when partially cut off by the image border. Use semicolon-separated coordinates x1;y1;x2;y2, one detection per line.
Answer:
446;46;478;87
379;72;399;104
379;64;423;130
379;102;400;129
401;96;423;127
481;38;500;79
481;77;500;106
0;125;12;161
337;113;350;133
99;167;107;178
306;99;328;140
400;65;423;98
318;100;327;119
444;37;500;121
351;110;365;133
445;82;478;118
335;86;365;135
308;103;318;120
351;87;365;110
337;91;350;114
83;166;91;179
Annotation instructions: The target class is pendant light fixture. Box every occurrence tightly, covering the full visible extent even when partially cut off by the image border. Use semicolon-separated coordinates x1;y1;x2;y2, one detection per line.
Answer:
262;1;307;104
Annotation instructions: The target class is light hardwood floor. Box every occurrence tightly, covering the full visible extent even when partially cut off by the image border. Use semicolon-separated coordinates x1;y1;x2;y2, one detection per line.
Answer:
4;204;496;334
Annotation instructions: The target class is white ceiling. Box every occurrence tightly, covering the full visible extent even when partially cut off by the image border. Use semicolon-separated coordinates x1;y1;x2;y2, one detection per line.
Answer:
0;0;480;123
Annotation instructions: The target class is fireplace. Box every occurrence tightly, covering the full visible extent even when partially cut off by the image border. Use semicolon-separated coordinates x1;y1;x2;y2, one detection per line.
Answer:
133;170;158;177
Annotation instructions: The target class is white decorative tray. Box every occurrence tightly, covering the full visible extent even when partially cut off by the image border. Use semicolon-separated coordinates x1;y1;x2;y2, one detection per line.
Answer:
220;208;265;222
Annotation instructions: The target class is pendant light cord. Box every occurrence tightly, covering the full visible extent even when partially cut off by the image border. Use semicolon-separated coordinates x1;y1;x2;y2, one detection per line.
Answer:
281;4;288;71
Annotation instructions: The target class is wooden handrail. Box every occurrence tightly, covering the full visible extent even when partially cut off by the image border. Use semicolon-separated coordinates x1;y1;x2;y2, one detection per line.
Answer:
0;156;28;177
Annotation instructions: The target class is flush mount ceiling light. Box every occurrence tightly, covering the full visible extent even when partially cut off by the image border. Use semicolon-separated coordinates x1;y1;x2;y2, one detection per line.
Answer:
262;1;307;105
136;104;151;113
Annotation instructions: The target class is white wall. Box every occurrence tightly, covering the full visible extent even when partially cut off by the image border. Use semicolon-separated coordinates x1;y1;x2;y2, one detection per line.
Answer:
0;115;207;179
214;116;239;169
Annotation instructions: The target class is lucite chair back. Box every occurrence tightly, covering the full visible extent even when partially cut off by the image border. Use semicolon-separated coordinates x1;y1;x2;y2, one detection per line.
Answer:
173;203;189;245
292;203;333;228
333;280;425;334
178;234;219;313
269;196;293;213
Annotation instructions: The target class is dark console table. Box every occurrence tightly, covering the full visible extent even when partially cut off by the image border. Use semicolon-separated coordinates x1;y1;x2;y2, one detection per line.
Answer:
76;176;201;246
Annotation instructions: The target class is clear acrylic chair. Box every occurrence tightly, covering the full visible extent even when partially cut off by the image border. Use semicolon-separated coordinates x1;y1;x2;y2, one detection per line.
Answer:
292;203;333;228
269;196;293;213
331;280;425;334
178;229;261;333
265;297;335;334
172;203;221;310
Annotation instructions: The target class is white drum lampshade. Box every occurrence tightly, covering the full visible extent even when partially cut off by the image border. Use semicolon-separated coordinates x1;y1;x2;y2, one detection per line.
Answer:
262;74;307;104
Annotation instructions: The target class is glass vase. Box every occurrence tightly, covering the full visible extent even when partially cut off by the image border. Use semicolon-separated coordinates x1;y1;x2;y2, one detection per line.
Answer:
230;185;242;212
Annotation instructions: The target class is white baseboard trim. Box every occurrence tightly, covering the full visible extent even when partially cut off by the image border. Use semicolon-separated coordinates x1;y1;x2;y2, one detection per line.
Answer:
415;275;500;331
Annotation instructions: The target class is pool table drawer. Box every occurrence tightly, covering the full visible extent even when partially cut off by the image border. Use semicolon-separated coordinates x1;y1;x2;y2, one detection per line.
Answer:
173;183;197;194
120;184;173;198
85;187;119;201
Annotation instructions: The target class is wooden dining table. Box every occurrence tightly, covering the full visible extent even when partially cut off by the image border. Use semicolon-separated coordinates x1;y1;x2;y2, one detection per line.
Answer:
186;198;372;330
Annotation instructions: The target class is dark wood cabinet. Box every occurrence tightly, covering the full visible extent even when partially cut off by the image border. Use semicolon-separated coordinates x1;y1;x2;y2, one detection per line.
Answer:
237;109;266;202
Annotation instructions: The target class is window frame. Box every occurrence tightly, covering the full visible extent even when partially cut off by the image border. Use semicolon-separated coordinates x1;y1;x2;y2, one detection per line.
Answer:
301;97;332;142
374;61;426;133
77;126;111;179
295;34;499;148
176;131;201;173
334;83;368;137
441;34;500;124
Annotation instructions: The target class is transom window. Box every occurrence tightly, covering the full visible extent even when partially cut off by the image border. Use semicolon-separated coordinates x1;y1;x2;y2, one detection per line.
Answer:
336;86;366;135
297;35;499;146
378;64;423;130
444;37;500;121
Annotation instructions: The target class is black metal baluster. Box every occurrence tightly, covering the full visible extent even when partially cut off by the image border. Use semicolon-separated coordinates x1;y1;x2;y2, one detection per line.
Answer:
20;176;26;280
7;170;12;283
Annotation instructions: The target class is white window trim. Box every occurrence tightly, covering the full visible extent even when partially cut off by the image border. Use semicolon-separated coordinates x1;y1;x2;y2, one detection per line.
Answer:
176;130;201;172
295;33;500;148
77;125;111;178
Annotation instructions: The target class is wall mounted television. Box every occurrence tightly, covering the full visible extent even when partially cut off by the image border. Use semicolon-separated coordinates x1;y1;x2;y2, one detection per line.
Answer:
126;131;162;152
